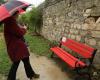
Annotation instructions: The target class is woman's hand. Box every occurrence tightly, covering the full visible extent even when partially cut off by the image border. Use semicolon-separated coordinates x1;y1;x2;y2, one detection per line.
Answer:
23;25;27;30
19;23;28;30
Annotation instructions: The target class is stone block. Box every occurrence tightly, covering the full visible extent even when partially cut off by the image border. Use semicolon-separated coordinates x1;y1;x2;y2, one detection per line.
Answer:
91;31;100;38
85;9;92;13
85;17;95;24
48;19;53;24
77;25;81;29
74;30;79;34
88;24;96;30
80;31;87;36
70;29;74;34
91;7;100;16
77;0;93;8
82;24;89;30
83;9;92;17
68;34;71;38
76;35;81;41
82;23;96;30
97;41;100;47
73;24;77;29
94;50;100;65
83;13;90;17
96;23;100;30
88;39;97;46
71;24;74;28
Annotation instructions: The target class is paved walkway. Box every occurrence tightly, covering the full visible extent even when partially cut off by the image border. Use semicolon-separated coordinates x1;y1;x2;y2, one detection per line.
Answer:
17;54;72;80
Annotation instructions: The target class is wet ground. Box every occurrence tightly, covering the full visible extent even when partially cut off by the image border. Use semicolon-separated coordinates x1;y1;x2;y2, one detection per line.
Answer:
17;54;72;80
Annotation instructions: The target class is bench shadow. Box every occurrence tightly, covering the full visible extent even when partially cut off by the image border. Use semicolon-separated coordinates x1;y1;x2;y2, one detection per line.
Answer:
52;57;76;80
52;57;93;80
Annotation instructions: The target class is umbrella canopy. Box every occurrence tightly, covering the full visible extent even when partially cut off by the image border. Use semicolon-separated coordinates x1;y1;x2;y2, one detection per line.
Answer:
0;0;30;22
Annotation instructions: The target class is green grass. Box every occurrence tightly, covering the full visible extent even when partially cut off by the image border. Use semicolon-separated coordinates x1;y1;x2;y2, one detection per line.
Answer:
25;33;52;56
0;35;11;75
0;25;3;32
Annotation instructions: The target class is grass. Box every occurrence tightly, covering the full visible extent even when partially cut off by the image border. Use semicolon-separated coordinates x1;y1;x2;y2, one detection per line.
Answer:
0;25;3;32
0;34;11;75
25;33;52;56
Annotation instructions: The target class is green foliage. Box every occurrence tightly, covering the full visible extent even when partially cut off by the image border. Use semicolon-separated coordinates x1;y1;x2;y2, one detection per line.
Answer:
49;40;59;47
18;13;30;24
18;7;42;34
0;0;5;4
29;7;42;33
0;34;11;75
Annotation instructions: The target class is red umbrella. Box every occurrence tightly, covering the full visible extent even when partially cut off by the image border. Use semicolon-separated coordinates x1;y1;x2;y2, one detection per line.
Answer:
0;0;30;22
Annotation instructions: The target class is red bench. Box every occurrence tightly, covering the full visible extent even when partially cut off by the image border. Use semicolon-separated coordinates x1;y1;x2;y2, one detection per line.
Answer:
50;37;97;74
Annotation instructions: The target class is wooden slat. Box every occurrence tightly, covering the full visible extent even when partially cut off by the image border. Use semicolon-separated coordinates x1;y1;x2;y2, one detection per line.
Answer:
61;39;94;58
68;39;94;52
50;47;86;68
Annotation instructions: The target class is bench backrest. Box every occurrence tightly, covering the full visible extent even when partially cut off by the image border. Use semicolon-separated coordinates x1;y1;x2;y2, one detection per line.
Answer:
60;37;95;58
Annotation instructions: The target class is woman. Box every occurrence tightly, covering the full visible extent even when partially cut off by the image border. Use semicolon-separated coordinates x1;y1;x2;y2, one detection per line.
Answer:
3;11;39;80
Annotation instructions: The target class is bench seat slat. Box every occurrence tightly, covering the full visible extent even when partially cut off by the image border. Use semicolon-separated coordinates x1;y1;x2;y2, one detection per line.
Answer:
62;39;93;58
57;47;87;67
63;41;91;58
68;39;94;52
50;47;86;69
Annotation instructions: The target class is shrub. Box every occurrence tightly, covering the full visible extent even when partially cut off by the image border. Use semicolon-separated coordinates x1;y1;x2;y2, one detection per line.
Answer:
18;7;42;34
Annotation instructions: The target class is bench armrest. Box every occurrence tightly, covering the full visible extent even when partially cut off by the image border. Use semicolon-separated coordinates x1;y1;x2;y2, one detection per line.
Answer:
75;60;79;68
75;60;82;68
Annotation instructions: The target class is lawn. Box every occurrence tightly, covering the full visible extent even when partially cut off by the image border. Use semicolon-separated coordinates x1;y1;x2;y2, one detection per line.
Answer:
0;32;52;75
0;34;11;75
25;33;51;56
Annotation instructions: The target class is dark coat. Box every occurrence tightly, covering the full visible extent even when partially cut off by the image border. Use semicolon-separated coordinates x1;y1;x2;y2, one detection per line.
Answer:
4;17;29;62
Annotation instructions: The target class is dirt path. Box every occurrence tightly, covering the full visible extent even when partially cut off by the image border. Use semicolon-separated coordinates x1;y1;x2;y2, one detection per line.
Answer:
17;54;72;80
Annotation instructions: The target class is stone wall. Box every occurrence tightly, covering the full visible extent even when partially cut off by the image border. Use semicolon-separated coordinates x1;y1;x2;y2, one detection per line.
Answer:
41;0;100;65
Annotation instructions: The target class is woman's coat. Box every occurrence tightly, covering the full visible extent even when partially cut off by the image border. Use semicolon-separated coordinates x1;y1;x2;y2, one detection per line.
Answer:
4;17;30;62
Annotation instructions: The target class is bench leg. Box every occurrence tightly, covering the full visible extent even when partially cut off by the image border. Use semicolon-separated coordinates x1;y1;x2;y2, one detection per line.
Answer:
51;52;54;58
88;74;91;80
75;68;92;80
51;52;58;58
75;74;91;80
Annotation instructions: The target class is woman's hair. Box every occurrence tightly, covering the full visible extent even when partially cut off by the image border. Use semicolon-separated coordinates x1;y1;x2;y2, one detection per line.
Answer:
13;11;19;16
